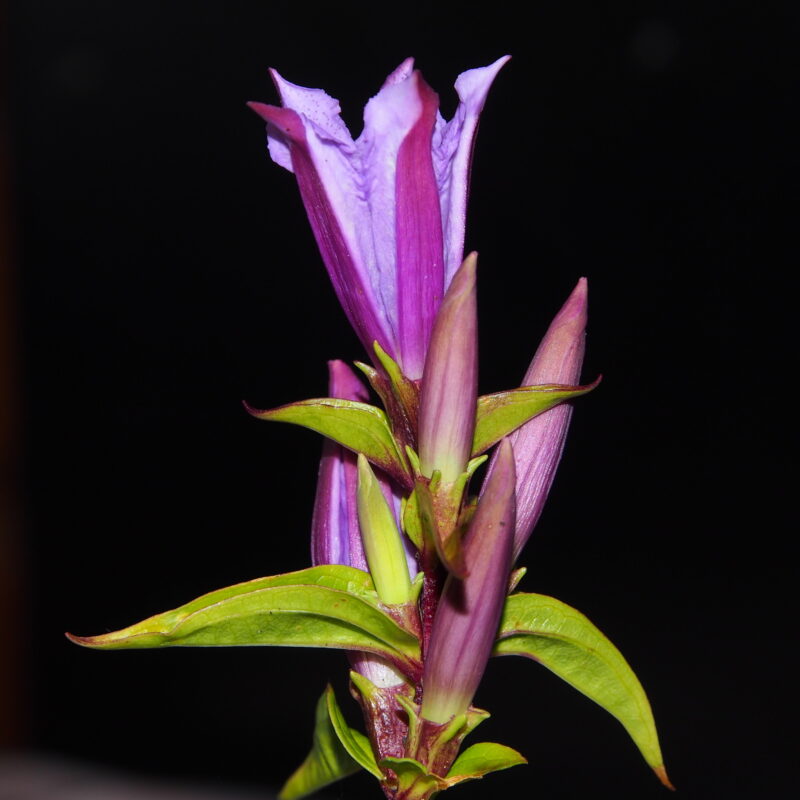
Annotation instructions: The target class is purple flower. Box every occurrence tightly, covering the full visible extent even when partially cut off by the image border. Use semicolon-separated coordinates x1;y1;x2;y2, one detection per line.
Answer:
420;439;516;724
508;278;588;559
249;57;509;379
310;360;370;570
418;253;478;483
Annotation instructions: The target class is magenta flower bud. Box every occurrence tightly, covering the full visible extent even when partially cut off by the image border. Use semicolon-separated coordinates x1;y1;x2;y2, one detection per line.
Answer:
418;253;478;483
420;439;516;724
310;360;371;570
311;361;411;691
509;277;588;559
249;58;508;379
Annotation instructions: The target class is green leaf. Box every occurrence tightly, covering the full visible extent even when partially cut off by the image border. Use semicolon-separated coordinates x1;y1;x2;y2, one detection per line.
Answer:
67;566;421;676
380;758;445;799
472;379;600;456
325;684;383;779
446;742;527;785
247;398;411;488
494;593;670;785
279;688;361;800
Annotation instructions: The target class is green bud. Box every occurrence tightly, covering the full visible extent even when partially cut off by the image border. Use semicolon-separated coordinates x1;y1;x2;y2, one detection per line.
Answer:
357;454;413;605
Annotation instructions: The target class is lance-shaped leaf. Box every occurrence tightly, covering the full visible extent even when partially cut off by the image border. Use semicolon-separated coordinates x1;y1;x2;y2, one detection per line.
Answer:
246;398;411;488
279;687;362;800
471;378;599;457
494;592;672;788
67;565;421;677
324;685;383;779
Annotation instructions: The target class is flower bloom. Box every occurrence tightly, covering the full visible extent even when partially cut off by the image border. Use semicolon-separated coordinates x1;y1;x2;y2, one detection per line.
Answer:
249;56;509;379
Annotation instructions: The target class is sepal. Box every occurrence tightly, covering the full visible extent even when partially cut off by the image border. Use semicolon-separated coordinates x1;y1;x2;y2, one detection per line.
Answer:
494;591;672;788
373;341;420;441
394;698;490;785
472;378;600;457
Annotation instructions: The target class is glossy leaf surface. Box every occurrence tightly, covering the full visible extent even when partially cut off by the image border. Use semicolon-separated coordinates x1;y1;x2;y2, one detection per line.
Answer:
446;741;527;785
247;398;411;487
494;592;670;784
472;380;599;456
68;566;421;674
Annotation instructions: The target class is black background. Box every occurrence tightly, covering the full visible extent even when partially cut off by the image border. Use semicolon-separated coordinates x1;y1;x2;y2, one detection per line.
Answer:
7;1;796;798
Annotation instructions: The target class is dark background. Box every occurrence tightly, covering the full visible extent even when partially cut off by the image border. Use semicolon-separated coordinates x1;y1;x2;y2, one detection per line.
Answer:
3;1;795;798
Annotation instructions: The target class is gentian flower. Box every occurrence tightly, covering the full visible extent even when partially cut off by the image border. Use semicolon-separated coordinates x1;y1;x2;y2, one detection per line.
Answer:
248;56;509;379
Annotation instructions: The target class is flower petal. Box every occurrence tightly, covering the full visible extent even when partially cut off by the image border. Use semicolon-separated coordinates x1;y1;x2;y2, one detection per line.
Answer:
394;72;445;379
359;66;440;377
249;78;397;361
433;56;510;287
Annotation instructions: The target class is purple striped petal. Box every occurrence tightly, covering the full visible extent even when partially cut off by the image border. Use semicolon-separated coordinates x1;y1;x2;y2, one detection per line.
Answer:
509;278;588;559
433;56;510;286
310;360;370;570
420;439;516;724
393;73;444;379
248;97;398;364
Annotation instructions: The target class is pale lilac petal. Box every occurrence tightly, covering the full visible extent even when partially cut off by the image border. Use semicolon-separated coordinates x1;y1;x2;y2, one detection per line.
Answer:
310;361;370;571
381;57;415;88
418;254;478;483
432;56;510;286
509;278;588;559
421;440;516;723
249;85;398;362
358;68;430;372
